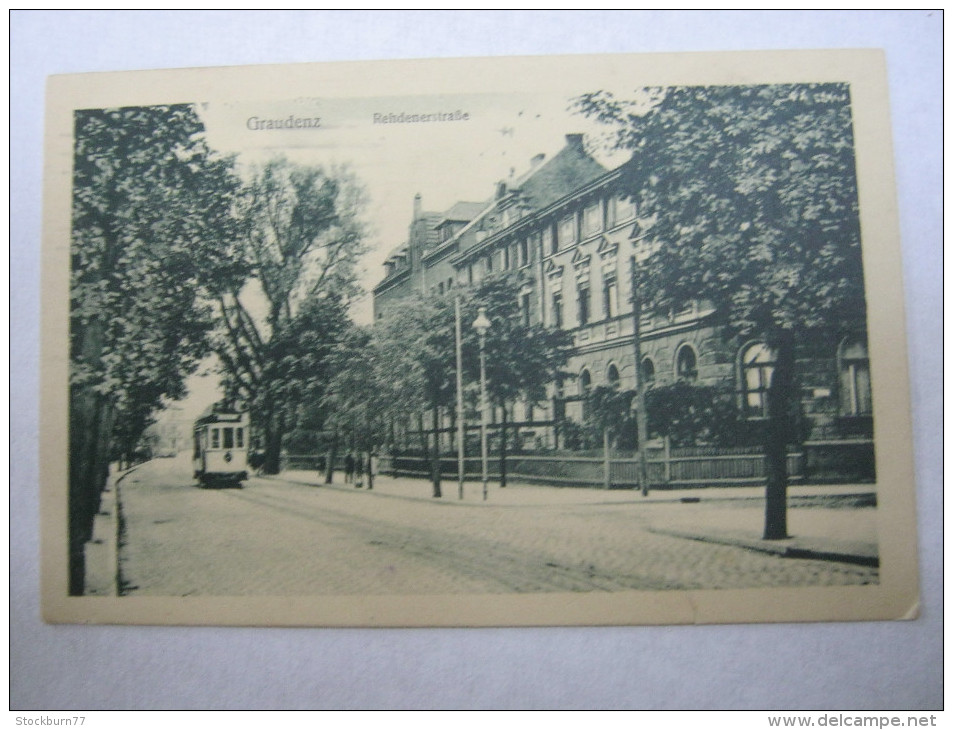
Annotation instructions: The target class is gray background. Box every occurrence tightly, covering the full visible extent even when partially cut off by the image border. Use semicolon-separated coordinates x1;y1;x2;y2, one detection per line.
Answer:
11;10;942;710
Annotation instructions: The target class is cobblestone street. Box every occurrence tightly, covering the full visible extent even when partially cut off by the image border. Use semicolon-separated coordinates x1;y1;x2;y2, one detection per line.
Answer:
117;455;878;597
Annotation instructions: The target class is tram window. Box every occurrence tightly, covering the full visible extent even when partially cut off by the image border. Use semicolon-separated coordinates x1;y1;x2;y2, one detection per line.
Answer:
223;428;234;449
211;428;220;449
236;428;244;448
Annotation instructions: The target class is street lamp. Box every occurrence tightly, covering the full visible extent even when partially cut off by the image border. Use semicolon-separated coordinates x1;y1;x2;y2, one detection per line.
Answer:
455;295;465;500
472;306;492;501
630;256;650;497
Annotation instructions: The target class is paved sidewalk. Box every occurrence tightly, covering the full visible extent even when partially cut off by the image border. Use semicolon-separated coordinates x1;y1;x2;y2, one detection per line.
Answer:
82;463;145;596
268;470;879;567
271;468;875;506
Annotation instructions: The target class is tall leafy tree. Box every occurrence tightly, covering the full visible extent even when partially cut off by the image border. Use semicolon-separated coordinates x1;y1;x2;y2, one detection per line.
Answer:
69;104;241;593
575;84;868;538
321;324;391;489
213;158;368;473
459;273;574;487
373;295;456;497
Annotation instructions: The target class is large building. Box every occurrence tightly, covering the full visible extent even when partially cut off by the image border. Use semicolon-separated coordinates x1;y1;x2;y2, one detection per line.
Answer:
372;134;874;477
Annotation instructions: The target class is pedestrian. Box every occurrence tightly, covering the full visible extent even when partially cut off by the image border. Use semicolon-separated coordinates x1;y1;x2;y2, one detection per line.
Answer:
344;452;355;483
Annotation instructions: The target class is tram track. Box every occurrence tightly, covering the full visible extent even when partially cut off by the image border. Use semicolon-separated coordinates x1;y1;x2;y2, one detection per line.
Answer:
218;480;649;593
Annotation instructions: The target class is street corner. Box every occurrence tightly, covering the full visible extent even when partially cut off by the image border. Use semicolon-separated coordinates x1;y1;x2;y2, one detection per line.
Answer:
645;523;879;568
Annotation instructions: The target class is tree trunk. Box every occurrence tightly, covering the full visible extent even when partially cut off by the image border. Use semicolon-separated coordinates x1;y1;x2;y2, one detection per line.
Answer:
262;407;285;475
431;405;442;498
324;428;338;484
763;329;796;540
365;451;374;491
68;318;115;596
498;402;508;488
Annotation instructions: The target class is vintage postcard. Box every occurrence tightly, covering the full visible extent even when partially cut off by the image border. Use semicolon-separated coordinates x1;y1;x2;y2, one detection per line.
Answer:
41;49;918;626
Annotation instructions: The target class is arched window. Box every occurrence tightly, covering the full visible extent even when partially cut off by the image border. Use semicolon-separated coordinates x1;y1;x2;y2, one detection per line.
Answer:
839;336;872;416
579;368;593;421
740;342;775;419
579;369;592;397
606;364;621;390
675;344;698;383
641;357;656;388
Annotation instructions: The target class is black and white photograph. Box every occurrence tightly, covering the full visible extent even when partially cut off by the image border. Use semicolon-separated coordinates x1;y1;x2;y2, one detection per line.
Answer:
41;49;917;627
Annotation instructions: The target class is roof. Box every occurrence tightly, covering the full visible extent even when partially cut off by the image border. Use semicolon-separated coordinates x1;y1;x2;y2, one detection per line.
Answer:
509;134;607;211
435;201;487;228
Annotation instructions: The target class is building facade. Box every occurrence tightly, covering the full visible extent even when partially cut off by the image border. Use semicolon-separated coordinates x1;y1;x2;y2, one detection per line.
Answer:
371;134;874;477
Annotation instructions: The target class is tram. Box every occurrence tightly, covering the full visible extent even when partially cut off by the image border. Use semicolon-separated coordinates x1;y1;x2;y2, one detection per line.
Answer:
192;409;250;487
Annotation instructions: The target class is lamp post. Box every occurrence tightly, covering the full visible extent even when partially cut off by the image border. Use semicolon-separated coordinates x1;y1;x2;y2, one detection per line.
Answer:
630;256;650;497
455;295;465;500
472;306;492;501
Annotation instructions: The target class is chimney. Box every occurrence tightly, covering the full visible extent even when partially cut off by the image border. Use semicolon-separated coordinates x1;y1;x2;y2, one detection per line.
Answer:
413;193;422;220
530;153;545;167
565;133;584;150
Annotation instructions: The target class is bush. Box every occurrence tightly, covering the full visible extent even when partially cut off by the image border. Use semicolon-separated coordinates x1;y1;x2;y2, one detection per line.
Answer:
646;382;756;448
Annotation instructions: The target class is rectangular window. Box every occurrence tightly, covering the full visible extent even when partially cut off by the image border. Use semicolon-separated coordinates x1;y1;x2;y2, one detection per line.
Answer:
519;239;529;267
578;285;590;326
468;265;474;284
521;293;531;327
236;428;244;448
543;225;555;255
552;292;563;328
610;194;636;226
223;427;234;449
558;215;576;247
211;428;220;449
485;255;493;273
582;202;602;237
603;275;618;319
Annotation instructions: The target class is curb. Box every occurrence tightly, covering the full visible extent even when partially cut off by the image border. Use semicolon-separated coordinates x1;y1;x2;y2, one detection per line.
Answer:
82;463;145;596
646;526;879;568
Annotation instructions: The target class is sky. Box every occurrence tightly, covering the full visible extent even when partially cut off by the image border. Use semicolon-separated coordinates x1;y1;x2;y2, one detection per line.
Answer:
197;89;630;324
167;88;632;423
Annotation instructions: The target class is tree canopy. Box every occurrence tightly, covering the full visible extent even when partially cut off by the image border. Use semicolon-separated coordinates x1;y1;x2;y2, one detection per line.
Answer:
574;84;869;538
212;158;369;472
575;83;867;340
69;103;242;592
374;272;574;492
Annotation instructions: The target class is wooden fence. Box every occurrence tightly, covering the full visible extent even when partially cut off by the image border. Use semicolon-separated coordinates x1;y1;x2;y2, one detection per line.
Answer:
283;439;872;489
